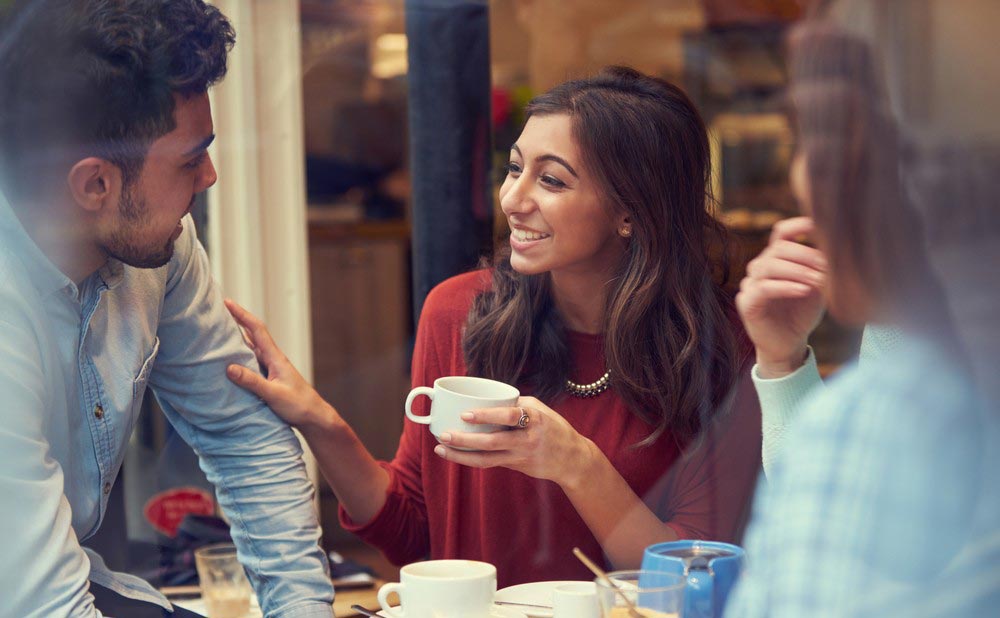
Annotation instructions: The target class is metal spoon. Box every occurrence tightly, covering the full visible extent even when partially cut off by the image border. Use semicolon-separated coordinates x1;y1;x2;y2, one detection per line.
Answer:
495;600;555;610
350;604;387;617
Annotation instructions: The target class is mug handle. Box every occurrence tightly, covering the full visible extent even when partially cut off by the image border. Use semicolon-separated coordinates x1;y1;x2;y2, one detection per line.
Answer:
404;387;435;425
686;571;714;618
378;581;405;617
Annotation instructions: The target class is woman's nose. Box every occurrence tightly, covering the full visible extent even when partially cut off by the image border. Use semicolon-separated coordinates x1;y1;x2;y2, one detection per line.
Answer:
500;175;534;217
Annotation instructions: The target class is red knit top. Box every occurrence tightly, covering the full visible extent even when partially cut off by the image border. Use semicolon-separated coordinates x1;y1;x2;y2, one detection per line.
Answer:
340;271;761;587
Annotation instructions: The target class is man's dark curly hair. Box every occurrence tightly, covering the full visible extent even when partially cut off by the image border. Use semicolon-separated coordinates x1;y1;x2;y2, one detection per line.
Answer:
0;0;235;196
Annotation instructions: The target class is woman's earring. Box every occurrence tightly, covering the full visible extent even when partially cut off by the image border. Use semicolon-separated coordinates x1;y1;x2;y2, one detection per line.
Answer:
619;225;632;238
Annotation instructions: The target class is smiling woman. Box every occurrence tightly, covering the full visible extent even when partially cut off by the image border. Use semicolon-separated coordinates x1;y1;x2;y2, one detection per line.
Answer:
500;116;623;282
222;66;761;587
466;67;746;446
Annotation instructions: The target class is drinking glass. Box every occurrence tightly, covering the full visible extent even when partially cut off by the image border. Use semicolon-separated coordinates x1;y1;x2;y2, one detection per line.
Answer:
194;543;253;618
596;570;685;618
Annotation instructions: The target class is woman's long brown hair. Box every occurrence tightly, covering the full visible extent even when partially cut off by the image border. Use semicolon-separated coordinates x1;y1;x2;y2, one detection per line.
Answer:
463;67;747;445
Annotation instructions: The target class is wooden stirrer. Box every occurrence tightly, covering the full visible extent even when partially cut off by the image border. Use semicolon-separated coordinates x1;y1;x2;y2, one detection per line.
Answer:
572;547;644;618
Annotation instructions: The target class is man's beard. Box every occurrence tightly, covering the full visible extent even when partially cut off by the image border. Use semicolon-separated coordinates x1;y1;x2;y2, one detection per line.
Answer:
101;185;177;269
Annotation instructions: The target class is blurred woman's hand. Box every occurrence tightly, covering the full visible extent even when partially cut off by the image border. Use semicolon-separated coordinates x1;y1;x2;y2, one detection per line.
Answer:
736;217;827;377
432;395;598;490
224;299;339;431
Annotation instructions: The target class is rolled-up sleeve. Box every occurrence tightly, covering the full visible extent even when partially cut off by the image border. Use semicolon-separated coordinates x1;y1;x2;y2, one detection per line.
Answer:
148;218;333;617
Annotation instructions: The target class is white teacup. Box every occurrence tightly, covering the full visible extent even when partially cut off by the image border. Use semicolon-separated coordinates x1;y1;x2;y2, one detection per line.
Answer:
377;559;497;618
405;376;519;446
553;582;600;618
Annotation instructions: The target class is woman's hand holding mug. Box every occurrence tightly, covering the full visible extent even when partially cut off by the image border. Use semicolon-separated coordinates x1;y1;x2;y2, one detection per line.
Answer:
432;395;599;491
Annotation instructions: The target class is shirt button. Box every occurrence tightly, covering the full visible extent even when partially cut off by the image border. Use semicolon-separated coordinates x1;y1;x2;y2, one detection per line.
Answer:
94;404;104;420
103;482;112;495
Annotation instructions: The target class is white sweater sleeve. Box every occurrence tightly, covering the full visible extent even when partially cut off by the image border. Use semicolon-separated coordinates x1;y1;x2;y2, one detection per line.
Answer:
753;347;822;478
754;324;903;477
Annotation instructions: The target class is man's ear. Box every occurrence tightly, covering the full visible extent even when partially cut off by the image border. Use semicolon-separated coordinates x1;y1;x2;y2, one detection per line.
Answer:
67;158;120;213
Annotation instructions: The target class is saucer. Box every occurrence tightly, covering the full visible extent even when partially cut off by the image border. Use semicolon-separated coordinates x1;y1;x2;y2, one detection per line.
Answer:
385;605;526;617
494;580;582;617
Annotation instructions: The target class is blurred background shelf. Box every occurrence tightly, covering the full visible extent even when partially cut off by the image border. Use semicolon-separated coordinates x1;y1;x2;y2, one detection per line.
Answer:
307;210;412;549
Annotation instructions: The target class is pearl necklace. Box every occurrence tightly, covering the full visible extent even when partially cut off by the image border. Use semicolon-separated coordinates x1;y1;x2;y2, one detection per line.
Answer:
565;370;611;398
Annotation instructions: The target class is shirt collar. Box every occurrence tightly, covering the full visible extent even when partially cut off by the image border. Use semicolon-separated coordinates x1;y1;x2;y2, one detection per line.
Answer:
98;257;125;289
0;186;75;297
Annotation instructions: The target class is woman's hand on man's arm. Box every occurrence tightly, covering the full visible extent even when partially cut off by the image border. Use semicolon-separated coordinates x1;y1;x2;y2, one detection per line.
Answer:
223;299;391;525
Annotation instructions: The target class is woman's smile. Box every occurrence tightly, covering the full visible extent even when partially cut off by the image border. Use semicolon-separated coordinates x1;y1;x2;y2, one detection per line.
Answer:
509;226;552;251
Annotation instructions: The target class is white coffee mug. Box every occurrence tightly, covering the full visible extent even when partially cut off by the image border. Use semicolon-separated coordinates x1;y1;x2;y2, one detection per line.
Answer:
377;559;497;618
405;376;519;446
552;582;600;618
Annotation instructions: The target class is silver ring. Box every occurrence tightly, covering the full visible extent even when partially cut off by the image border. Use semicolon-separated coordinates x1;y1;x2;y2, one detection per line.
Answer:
517;407;530;429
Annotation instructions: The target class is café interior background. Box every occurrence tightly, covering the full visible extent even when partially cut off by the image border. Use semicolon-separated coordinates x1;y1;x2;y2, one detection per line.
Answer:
3;0;995;579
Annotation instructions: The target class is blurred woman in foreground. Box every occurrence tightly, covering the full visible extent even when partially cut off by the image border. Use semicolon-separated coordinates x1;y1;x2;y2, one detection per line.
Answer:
727;15;1000;617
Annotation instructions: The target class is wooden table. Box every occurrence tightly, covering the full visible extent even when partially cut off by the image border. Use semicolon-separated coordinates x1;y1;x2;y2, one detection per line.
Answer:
164;581;383;617
332;581;383;617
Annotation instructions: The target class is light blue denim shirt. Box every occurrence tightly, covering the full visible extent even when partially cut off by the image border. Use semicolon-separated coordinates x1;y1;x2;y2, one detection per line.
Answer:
728;334;1000;617
0;190;334;618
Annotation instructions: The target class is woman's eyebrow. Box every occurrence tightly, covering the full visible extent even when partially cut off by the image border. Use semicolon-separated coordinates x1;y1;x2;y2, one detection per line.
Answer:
510;144;579;178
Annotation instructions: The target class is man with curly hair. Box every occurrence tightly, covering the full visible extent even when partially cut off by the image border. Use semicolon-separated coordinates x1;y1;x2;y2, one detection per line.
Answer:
0;1;335;616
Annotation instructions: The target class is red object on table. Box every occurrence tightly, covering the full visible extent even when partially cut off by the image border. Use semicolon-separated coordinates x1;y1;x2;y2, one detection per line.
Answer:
143;487;215;537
